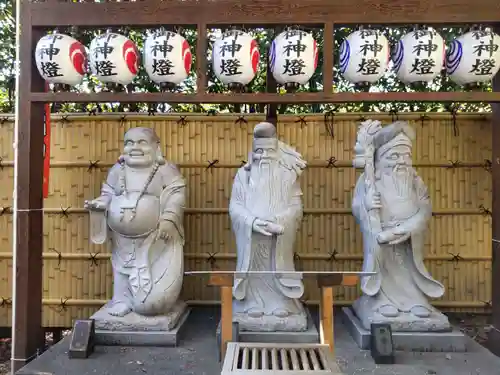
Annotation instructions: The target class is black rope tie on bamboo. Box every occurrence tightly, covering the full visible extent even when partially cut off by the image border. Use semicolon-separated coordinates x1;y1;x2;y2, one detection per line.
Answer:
483;159;492;172
326;156;338;168
51;248;63;266
0;157;4;171
206;252;218;269
0;117;8;126
446;104;459;136
295;116;307;128
56;297;70;313
235;115;247;126
479;204;492;216
447;160;461;169
420;114;431;128
0;206;11;216
206;159;219;173
119;114;128;126
87;160;100;173
481;300;492;308
389;109;399;122
0;297;12;307
177;115;188;127
327;249;339;262
323;109;335;138
88;252;100;267
448;252;464;265
59;205;71;218
60;115;70;126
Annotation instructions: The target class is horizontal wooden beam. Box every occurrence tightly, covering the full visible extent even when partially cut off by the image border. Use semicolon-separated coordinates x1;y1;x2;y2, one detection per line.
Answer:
29;0;500;27
31;91;500;104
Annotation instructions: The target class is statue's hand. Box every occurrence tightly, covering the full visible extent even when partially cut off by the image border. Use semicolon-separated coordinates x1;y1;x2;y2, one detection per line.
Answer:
157;220;177;241
252;219;273;236
364;191;382;211
84;197;109;211
266;222;285;235
377;226;411;245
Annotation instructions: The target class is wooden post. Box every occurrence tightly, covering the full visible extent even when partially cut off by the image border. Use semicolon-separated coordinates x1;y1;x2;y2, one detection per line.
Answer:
209;274;233;360
12;2;46;371
317;274;359;355
322;22;334;95
319;286;334;354
488;23;500;357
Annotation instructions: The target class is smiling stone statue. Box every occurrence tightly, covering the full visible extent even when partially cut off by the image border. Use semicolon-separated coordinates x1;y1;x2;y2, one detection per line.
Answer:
85;127;188;333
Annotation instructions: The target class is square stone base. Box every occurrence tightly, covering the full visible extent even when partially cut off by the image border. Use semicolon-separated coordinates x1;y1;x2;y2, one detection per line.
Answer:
342;307;468;352
216;309;319;344
90;303;190;347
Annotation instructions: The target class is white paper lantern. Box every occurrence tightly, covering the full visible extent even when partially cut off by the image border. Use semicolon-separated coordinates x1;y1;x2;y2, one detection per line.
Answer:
392;28;445;84
144;30;192;88
339;29;390;85
35;33;87;86
89;32;140;86
212;29;260;89
445;29;500;85
269;29;318;88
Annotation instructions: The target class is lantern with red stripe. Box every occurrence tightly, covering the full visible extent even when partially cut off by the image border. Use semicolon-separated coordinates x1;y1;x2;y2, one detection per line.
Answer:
212;29;260;91
89;31;139;86
35;33;87;87
144;29;192;90
269;29;318;90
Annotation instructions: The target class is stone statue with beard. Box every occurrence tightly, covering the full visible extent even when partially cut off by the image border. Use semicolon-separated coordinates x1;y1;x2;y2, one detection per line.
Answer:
229;122;308;332
351;120;450;332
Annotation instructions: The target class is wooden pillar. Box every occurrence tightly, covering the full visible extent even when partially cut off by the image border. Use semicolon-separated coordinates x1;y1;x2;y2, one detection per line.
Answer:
11;3;46;371
488;23;500;357
209;274;234;360
265;28;279;126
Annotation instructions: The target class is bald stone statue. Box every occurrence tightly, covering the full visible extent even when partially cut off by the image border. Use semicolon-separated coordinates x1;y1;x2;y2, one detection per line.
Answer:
351;120;450;331
85;127;187;331
229;122;308;332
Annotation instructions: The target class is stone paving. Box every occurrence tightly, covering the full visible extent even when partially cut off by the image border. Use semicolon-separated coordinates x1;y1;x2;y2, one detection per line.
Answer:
16;307;500;375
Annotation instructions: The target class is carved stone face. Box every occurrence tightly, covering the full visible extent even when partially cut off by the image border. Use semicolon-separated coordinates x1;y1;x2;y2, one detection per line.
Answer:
252;142;279;164
377;144;412;172
123;128;157;167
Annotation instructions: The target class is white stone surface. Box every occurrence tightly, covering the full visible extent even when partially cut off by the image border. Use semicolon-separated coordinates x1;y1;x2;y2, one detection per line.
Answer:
351;119;450;332
85;127;187;323
229;122;308;332
91;301;188;332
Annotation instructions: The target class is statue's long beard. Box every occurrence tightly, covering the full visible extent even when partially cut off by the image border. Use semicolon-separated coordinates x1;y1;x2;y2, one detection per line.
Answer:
248;160;280;207
382;165;413;198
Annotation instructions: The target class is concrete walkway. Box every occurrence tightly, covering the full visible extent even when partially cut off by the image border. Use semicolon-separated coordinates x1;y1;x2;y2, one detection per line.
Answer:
16;307;500;375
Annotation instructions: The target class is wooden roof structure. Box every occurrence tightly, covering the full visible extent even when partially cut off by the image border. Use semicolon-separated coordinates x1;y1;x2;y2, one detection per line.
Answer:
14;0;500;371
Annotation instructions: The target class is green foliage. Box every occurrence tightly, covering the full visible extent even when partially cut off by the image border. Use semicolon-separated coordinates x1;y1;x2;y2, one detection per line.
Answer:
0;5;492;114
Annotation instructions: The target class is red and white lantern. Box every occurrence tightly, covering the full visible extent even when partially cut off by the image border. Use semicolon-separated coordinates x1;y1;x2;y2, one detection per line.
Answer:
88;31;139;86
392;28;445;84
269;29;318;90
212;29;260;90
446;29;500;85
339;29;390;86
34;33;87;86
144;29;192;89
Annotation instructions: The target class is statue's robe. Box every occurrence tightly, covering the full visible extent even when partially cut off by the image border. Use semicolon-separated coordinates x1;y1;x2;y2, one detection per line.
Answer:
229;165;305;316
89;162;186;315
352;170;445;323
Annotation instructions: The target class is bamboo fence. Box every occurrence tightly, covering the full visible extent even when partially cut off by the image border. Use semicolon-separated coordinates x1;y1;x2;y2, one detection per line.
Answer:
0;112;493;327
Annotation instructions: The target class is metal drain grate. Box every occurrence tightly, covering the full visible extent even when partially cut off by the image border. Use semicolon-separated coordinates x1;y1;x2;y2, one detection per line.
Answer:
222;343;342;374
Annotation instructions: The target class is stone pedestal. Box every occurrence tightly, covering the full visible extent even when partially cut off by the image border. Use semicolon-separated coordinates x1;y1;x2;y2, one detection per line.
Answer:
216;308;319;344
342;307;468;352
90;301;190;346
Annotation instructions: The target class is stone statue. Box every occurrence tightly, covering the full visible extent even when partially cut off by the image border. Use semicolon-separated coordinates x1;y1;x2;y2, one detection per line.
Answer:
85;127;187;330
351;119;450;331
229;122;308;332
